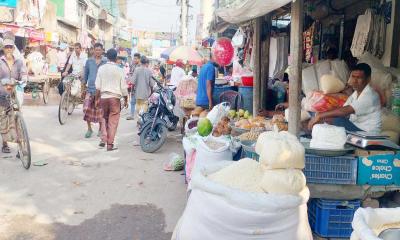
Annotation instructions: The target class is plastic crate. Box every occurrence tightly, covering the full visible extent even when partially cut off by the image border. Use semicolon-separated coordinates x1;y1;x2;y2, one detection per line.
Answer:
304;155;358;185
357;153;400;186
308;199;360;238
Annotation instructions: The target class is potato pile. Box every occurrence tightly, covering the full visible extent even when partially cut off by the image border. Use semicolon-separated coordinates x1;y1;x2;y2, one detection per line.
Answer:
213;116;232;137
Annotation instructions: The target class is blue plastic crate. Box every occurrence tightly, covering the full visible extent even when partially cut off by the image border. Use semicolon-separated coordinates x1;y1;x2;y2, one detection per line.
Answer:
304;155;358;185
308;199;360;238
357;153;400;186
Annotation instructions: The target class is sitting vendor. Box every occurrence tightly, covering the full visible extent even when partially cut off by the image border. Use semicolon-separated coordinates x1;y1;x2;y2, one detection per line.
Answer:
308;63;381;133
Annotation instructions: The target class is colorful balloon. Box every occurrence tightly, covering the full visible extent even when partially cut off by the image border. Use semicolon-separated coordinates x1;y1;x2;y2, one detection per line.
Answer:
212;38;234;66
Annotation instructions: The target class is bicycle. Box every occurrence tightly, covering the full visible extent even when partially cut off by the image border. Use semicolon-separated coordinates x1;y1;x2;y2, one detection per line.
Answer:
0;78;31;169
58;74;83;125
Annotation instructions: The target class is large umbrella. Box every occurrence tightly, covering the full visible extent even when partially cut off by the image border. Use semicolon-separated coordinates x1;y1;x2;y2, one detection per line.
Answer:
169;46;203;65
160;46;177;60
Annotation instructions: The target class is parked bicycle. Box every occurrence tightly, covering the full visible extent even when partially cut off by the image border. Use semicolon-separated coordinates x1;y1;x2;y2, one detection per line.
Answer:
58;74;83;125
0;78;31;169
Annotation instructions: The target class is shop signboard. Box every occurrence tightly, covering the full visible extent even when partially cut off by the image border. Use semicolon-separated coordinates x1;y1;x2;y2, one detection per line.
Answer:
28;29;45;41
0;0;17;8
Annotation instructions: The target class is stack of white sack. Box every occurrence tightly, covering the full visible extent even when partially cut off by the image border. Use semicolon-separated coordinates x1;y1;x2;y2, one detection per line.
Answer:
172;131;313;240
351;207;400;240
310;124;347;150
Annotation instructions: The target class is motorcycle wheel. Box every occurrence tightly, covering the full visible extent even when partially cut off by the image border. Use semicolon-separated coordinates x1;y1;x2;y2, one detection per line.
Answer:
140;123;167;153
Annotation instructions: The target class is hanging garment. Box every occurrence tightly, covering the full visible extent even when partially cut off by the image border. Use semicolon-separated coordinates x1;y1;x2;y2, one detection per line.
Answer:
351;10;373;58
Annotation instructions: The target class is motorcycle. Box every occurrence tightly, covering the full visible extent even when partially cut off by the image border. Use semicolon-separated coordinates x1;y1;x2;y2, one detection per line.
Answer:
138;77;179;153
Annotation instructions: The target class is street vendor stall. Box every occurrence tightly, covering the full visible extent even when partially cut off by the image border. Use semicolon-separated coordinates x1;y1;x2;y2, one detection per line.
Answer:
174;0;400;239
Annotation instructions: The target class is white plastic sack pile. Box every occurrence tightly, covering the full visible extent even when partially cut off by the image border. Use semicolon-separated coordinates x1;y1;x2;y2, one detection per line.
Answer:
319;74;345;94
351;207;400;240
173;162;313;240
195;136;232;171
310;124;347;150
301;60;349;95
255;131;305;169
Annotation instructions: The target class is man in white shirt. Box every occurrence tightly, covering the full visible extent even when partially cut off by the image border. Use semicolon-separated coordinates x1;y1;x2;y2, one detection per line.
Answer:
62;42;87;78
96;49;128;151
169;59;186;86
308;63;381;133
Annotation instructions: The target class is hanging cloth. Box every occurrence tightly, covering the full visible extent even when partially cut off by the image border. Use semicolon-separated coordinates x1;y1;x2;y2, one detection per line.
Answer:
351;10;373;58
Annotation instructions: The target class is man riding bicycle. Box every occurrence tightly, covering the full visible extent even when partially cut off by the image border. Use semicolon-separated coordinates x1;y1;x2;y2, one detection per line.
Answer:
0;39;27;153
62;43;87;96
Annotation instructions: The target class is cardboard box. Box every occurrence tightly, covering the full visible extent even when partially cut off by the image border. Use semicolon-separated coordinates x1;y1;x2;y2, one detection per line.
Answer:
357;153;400;186
354;149;396;157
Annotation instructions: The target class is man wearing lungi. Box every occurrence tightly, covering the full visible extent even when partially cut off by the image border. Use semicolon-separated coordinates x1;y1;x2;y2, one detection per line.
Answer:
83;43;107;139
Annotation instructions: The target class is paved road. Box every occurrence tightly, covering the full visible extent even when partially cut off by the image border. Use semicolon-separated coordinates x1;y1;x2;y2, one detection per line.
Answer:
0;93;186;240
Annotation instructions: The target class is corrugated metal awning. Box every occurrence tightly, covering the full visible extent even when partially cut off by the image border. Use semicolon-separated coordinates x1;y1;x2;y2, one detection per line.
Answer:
216;0;293;24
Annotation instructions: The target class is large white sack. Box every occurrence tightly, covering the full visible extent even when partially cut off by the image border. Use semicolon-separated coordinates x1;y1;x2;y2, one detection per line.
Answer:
381;109;400;133
208;158;264;193
174;162;313;240
310;124;347;150
259;169;306;195
256;131;305;169
331;60;350;84
302;64;319;95
319;74;345;94
370;68;392;105
382;130;400;144
195;136;232;171
315;60;331;82
351;207;400;240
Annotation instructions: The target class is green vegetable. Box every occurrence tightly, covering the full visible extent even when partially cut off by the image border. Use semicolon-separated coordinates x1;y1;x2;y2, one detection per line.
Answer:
197;118;213;137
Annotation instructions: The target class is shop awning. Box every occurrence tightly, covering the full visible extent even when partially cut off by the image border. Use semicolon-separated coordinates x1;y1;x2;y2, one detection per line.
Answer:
216;0;292;24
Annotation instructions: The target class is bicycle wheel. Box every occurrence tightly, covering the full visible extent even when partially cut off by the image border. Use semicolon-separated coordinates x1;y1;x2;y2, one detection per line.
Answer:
15;112;31;169
58;91;69;125
67;99;75;115
42;80;50;104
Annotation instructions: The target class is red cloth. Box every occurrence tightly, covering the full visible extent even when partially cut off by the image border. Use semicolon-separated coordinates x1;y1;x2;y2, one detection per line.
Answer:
100;98;121;145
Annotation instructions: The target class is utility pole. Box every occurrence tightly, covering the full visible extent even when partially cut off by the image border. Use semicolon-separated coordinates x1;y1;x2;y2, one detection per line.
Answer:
180;0;189;46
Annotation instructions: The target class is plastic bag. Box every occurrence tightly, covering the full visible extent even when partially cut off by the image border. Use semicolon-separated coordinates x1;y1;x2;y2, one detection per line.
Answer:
164;153;184;171
232;28;245;48
70;79;81;97
303;91;348;113
207;102;230;125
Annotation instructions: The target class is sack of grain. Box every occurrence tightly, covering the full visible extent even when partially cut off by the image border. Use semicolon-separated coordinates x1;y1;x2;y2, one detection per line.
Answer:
256;131;305;169
351;207;400;240
381;109;400;133
319;74;345;94
195;137;232;171
173;161;313;240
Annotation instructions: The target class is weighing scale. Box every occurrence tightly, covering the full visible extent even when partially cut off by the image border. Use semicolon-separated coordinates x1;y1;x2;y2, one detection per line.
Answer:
346;131;400;150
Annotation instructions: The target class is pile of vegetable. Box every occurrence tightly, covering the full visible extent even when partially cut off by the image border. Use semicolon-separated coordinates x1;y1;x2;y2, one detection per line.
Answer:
228;109;251;120
197;118;213;137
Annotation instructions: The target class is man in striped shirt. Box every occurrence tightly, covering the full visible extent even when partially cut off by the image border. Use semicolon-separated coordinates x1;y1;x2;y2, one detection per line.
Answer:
95;49;128;151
